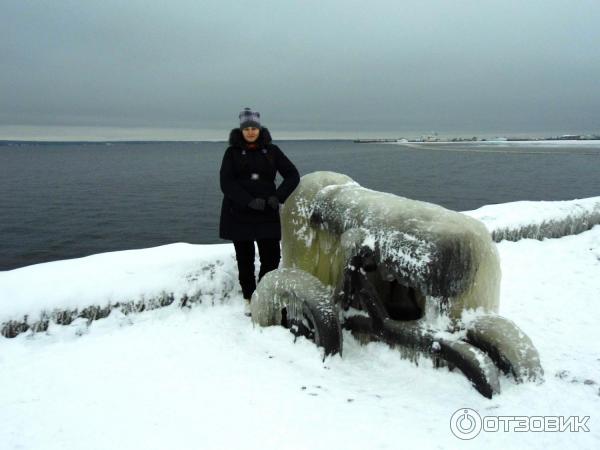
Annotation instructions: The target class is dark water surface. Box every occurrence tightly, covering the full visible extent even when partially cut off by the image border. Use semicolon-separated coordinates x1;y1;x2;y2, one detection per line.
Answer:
1;140;599;270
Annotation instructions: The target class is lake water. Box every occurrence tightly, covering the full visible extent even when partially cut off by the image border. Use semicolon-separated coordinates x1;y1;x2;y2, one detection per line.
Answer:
1;140;599;270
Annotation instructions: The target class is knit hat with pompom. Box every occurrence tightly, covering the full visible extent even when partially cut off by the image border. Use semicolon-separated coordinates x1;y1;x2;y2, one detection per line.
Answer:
239;107;261;129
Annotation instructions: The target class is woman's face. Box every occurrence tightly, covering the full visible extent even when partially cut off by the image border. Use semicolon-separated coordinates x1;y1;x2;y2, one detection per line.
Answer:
242;127;260;143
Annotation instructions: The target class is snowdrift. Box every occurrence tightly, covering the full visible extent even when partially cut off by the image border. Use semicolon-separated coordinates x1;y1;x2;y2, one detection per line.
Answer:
0;244;237;337
464;196;600;242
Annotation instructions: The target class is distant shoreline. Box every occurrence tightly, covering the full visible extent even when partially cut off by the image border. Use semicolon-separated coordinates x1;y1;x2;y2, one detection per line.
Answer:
354;134;600;144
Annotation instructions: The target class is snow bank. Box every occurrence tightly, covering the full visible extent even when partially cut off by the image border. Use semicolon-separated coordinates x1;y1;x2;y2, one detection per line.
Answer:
463;197;600;242
0;243;238;336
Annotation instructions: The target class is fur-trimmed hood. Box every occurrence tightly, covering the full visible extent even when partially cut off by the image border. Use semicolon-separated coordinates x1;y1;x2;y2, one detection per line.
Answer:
229;127;273;148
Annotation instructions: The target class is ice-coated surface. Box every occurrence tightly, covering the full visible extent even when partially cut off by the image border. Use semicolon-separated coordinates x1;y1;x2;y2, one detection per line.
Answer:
463;313;544;382
463;196;600;242
281;171;501;317
250;268;335;328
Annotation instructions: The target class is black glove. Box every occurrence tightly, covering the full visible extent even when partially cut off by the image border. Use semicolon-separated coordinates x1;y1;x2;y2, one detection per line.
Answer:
267;195;279;210
248;198;266;211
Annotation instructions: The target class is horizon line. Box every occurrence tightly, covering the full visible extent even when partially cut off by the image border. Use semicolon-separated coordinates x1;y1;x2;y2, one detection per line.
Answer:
1;124;599;143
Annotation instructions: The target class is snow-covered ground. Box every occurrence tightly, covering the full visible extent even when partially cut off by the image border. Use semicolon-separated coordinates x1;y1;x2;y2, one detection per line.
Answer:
1;204;599;449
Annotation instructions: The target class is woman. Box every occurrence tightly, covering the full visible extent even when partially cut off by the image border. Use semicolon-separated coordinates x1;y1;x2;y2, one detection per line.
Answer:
219;108;300;313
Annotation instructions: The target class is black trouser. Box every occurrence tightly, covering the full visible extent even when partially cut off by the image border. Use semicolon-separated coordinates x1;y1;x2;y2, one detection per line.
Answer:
233;239;281;300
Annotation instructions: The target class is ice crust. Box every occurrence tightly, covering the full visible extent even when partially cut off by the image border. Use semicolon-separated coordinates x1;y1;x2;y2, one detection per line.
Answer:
250;268;334;328
280;171;501;318
463;313;544;382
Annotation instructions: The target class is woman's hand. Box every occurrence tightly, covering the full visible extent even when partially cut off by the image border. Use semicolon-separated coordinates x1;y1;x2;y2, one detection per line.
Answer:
248;198;266;211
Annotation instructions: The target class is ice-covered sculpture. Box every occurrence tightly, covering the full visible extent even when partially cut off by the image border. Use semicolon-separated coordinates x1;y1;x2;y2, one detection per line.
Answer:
252;171;543;398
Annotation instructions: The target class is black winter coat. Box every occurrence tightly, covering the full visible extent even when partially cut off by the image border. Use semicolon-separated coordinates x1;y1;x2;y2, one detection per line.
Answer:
219;128;300;241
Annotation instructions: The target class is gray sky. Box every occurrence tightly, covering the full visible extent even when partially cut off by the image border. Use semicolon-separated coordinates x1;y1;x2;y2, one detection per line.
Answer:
2;0;600;139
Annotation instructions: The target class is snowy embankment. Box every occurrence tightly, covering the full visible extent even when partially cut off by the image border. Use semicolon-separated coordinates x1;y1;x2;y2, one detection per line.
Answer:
1;198;599;449
465;196;600;242
0;244;238;337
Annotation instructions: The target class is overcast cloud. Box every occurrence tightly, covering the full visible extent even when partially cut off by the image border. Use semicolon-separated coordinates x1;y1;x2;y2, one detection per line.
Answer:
2;0;599;138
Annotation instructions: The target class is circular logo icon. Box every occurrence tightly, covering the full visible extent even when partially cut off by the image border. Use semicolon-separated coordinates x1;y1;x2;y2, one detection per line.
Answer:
450;408;482;440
